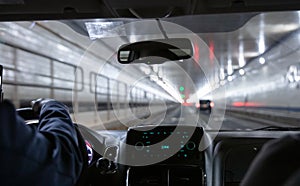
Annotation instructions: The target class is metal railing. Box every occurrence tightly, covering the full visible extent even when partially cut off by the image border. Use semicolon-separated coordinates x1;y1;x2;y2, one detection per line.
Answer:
1;41;162;119
1;42;84;107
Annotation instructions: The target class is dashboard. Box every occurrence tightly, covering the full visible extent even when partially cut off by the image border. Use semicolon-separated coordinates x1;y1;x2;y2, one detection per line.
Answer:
79;125;205;186
125;125;205;186
125;125;204;166
77;124;300;186
20;111;298;186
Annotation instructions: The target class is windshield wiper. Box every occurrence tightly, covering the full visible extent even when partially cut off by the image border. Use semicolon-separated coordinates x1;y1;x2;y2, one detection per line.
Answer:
253;126;300;131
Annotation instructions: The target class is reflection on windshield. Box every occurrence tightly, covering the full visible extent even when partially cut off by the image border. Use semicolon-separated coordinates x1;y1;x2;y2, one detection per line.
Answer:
0;11;300;131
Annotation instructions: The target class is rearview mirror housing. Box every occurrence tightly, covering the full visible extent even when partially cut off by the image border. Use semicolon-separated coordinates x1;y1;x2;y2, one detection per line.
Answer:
117;38;193;64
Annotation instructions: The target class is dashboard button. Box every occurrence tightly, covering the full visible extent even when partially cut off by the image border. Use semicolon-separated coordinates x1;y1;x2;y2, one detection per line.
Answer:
186;141;196;150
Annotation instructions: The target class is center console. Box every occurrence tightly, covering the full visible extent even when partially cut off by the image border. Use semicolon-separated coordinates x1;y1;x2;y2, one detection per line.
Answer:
125;125;205;186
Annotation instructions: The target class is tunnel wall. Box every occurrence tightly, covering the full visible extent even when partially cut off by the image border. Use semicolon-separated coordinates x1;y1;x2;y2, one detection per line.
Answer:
0;22;170;110
221;29;300;117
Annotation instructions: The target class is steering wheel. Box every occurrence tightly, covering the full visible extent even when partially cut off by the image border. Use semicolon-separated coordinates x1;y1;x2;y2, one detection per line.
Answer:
17;107;38;121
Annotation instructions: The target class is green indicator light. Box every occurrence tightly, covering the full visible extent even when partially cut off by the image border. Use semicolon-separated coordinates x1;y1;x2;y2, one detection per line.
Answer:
181;94;186;99
161;145;170;149
179;86;185;92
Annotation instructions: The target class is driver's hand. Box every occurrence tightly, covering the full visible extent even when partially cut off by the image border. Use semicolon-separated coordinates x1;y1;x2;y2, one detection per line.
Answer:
31;98;55;116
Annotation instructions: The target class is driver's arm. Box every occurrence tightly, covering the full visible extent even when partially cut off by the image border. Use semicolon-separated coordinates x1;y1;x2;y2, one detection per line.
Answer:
0;100;84;185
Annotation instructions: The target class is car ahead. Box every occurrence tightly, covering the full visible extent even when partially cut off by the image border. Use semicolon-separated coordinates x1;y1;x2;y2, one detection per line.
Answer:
198;100;213;113
1;1;300;186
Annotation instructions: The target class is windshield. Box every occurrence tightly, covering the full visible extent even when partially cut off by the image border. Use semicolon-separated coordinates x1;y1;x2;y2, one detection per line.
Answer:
1;11;299;131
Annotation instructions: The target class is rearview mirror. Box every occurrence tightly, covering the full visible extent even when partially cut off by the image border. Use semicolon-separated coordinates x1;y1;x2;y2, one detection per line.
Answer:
117;38;193;64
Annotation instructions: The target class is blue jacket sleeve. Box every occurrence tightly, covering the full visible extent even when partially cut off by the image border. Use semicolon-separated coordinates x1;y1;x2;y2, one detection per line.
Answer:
0;100;84;186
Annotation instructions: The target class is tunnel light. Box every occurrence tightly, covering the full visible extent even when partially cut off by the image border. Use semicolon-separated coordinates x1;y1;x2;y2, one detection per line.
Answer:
140;66;151;75
239;69;245;76
258;36;265;54
238;56;246;68
158;70;163;78
238;44;246;67
227;59;233;75
220;68;225;80
227;76;233;82
152;65;159;73
150;75;159;82
145;68;151;75
259;57;266;64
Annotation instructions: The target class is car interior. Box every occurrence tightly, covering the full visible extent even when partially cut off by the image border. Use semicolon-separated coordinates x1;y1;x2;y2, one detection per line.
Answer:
1;0;300;186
